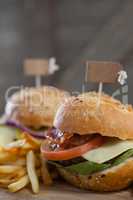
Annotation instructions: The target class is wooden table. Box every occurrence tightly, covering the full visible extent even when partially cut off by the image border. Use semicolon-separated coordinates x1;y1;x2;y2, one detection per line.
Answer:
0;182;132;200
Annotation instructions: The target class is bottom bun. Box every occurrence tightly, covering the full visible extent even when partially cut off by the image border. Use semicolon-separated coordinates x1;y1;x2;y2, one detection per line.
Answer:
57;159;133;192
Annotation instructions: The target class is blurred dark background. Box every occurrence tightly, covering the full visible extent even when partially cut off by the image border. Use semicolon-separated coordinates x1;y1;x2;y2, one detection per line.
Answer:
0;0;133;113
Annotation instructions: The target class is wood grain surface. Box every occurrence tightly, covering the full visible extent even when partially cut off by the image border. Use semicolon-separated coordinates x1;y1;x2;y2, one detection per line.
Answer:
0;182;132;200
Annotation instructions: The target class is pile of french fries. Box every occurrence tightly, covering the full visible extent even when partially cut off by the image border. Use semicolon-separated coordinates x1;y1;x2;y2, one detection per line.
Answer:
0;132;53;193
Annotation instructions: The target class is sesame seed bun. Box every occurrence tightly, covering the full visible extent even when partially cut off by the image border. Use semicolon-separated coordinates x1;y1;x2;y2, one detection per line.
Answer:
54;92;133;140
57;158;133;192
6;86;70;128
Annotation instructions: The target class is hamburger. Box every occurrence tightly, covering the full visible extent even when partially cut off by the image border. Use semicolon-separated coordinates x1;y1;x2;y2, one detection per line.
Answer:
4;86;70;138
41;92;133;192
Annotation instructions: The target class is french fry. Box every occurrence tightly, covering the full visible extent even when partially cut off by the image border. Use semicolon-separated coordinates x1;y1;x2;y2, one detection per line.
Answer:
22;133;41;148
8;175;29;192
0;167;26;179
0;178;16;186
0;132;41;159
18;139;40;156
5;140;26;149
0;130;41;193
40;155;53;186
0;184;10;188
36;169;41;177
0;174;26;187
26;151;39;194
0;165;24;174
13;156;40;168
0;150;18;164
12;167;26;179
11;158;26;166
0;155;26;166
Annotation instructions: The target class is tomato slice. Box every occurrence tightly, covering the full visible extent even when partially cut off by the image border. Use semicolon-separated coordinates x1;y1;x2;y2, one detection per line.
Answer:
41;136;105;161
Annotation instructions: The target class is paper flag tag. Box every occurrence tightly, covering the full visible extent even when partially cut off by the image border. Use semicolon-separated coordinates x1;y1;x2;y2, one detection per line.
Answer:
48;58;59;74
85;61;123;83
24;59;49;76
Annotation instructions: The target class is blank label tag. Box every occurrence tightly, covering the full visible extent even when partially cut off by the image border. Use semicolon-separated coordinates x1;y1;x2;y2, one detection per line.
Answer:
85;61;123;83
24;59;49;76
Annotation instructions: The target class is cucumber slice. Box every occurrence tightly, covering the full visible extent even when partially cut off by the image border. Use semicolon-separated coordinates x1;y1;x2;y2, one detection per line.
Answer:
0;125;21;147
83;138;133;164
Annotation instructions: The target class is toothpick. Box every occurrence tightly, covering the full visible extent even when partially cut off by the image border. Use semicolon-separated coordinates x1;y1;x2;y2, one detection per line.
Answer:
35;75;41;87
96;82;103;110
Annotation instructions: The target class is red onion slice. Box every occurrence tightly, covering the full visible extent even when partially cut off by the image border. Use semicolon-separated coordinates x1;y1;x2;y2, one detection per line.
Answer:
6;120;47;139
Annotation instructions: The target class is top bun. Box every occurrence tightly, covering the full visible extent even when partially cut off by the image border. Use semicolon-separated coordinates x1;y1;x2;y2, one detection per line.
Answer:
54;92;133;140
6;86;70;128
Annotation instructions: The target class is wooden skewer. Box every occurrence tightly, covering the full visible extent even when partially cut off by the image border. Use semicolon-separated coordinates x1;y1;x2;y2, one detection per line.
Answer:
84;61;124;110
96;82;103;110
35;76;41;87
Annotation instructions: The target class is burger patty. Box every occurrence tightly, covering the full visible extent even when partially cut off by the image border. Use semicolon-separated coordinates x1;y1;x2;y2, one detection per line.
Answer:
57;156;86;167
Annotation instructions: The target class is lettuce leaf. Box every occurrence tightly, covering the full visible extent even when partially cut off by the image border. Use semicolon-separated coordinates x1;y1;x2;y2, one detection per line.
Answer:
66;161;110;175
48;149;133;175
111;149;133;166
